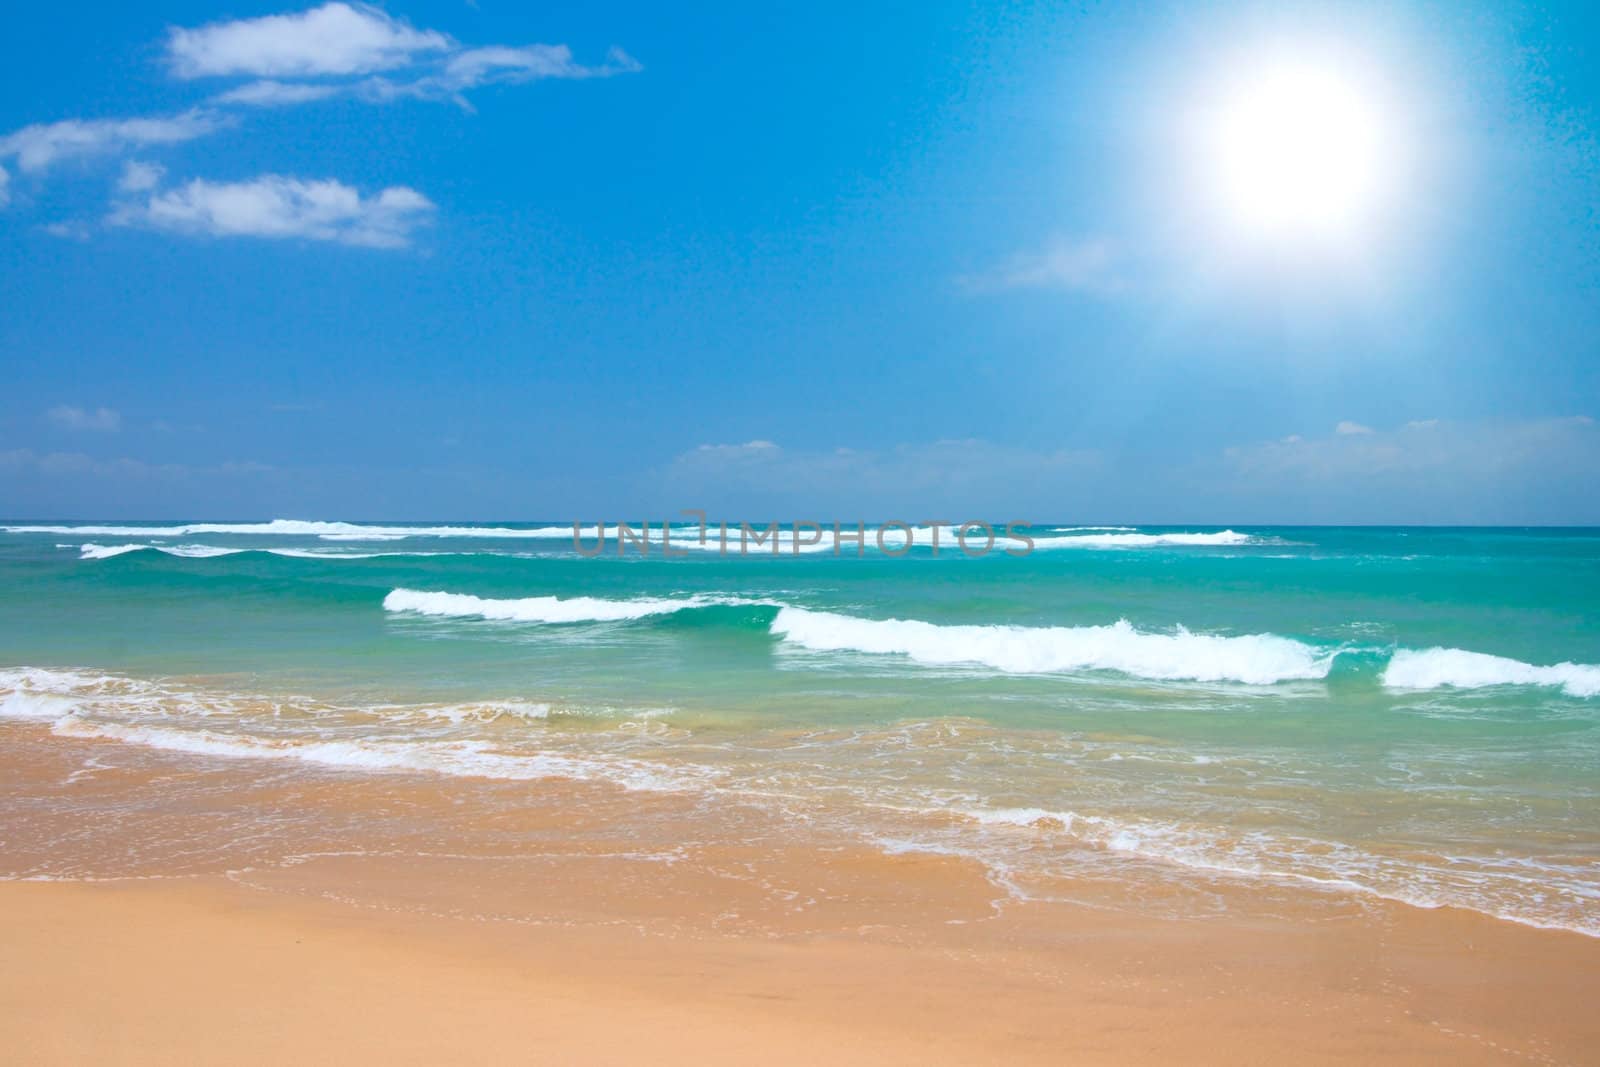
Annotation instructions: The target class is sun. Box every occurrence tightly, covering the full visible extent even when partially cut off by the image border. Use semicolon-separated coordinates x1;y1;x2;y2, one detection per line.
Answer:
1203;62;1387;240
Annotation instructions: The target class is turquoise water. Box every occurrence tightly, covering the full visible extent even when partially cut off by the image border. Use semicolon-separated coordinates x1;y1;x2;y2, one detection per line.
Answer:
2;521;1597;933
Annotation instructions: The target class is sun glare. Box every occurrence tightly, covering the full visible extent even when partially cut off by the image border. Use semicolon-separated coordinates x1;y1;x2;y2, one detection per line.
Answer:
1204;62;1387;241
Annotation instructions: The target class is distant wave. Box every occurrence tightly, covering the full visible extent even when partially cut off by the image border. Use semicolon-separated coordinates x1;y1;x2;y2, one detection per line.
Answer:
383;587;770;624
12;519;588;539
80;543;240;560
1030;529;1258;549
1382;648;1600;699
20;520;916;547
12;519;1280;552
76;543;444;561
771;607;1333;684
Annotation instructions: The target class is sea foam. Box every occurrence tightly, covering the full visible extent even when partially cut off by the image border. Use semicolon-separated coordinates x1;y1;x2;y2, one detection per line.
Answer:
382;587;763;623
1383;648;1600;698
770;607;1334;684
47;716;694;792
1029;529;1256;548
76;543;464;561
14;519;590;539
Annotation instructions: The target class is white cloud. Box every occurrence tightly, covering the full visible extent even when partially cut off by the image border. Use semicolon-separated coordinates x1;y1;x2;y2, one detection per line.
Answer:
442;43;641;88
665;438;1101;514
167;3;450;79
46;405;122;432
213;80;342;108
118;160;165;193
0;8;639;239
960;237;1120;294
0;448;272;480
357;44;642;105
209;43;641;110
116;175;435;248
1334;420;1374;435
42;220;93;241
0;110;226;173
1226;416;1599;483
687;439;780;460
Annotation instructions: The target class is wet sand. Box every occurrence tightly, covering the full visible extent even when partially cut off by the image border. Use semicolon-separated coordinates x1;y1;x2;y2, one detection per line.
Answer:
2;724;1597;1064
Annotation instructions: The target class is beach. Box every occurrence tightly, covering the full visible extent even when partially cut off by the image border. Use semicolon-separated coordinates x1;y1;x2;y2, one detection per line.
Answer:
4;715;1599;1064
4;787;1597;1065
4;762;1598;1064
2;523;1597;1061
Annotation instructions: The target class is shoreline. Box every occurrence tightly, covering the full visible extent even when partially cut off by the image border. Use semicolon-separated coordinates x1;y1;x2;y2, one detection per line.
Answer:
3;723;1598;1064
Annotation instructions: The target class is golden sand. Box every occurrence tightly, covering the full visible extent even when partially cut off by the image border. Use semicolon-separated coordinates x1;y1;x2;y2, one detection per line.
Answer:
2;723;1596;1064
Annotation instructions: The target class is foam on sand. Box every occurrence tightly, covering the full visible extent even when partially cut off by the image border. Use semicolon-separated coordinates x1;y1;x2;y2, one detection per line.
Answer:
47;716;695;792
0;667;699;792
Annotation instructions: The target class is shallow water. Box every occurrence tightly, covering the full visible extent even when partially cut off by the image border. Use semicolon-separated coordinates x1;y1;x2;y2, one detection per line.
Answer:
2;521;1596;934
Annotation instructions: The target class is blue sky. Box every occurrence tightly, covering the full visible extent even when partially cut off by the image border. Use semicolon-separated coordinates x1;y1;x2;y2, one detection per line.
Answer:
2;1;1597;522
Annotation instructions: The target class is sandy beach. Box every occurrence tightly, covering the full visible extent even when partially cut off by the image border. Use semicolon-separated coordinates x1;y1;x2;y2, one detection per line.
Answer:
6;873;1597;1065
3;722;1597;1066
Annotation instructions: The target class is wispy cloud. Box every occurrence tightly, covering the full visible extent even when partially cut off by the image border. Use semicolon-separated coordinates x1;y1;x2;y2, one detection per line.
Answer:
117;160;165;193
114;175;436;248
960;237;1121;295
664;438;1102;514
0;110;226;174
167;3;450;79
212;80;343;108
1226;416;1599;483
180;5;641;110
0;448;271;480
46;405;122;432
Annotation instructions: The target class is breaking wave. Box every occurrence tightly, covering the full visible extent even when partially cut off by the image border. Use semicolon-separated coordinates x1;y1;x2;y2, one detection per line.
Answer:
1029;529;1258;548
15;520;1281;553
12;519;590;540
76;543;452;561
1382;648;1600;698
383;587;769;624
769;607;1334;684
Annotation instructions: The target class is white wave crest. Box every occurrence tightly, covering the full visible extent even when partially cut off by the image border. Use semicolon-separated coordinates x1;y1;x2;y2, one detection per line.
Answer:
1030;530;1256;549
76;543;467;561
383;587;763;624
770;608;1332;684
13;519;597;539
1383;648;1600;698
80;543;242;560
13;520;1252;552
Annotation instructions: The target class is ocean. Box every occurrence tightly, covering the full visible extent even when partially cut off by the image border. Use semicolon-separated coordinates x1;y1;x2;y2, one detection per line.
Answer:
1;521;1596;936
